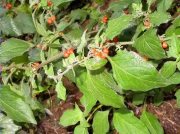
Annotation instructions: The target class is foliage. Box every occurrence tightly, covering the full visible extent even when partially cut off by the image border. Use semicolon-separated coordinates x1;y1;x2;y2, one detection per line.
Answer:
0;0;179;133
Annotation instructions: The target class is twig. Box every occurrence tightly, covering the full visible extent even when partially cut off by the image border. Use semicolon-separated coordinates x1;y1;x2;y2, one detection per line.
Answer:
87;104;103;122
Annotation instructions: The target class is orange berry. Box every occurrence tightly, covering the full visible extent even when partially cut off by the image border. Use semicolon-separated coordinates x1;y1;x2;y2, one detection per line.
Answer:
47;18;53;24
102;16;108;23
5;3;12;10
47;1;53;7
102;48;109;55
162;42;168;49
67;48;74;54
143;18;151;29
51;15;56;21
123;9;129;15
64;52;69;58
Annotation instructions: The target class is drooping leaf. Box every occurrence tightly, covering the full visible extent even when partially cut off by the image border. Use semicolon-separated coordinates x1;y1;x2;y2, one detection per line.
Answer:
134;29;166;60
159;61;176;78
76;70;97;116
0;38;32;63
105;15;132;40
140;111;164;134
87;69;124;108
55;81;66;100
0;86;37;124
52;0;74;7
109;50;167;91
113;108;149;134
60;104;83;127
175;89;180;108
92;110;109;134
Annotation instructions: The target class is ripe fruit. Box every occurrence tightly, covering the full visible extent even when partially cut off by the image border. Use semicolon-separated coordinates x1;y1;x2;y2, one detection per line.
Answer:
143;18;151;29
31;62;40;70
162;41;168;49
123;9;129;15
47;18;53;25
102;48;109;55
67;48;74;54
47;0;53;7
102;15;108;23
5;3;12;10
113;36;119;43
51;15;56;21
64;52;69;58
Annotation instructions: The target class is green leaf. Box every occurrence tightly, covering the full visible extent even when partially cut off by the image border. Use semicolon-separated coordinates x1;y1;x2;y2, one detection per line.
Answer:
134;29;166;60
74;125;89;134
52;0;74;7
157;0;173;12
175;89;180;108
70;9;88;22
0;38;32;63
76;70;97;116
105;15;132;40
14;12;36;34
109;50;167;91
140;111;164;134
150;11;170;26
92;110;109;134
132;93;146;105
55;81;66;100
167;34;180;58
87;69;124;108
0;113;21;134
60;104;83;127
113;108;149;134
168;72;180;84
0;86;37;124
159;61;176;78
77;30;87;53
85;58;107;70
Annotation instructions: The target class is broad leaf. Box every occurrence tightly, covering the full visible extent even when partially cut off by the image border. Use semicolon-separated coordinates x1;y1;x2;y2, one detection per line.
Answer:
0;38;32;63
55;81;66;100
0;113;21;134
157;0;173;12
134;29;166;60
92;110;109;134
85;58;107;70
60;104;83;127
74;125;89;134
0;86;37;124
113;108;149;134
150;11;170;26
168;72;180;85
105;15;132;40
109;50;167;91
132;93;146;105
175;89;180;108
76;70;97;116
52;0;74;7
167;34;180;58
87;69;124;108
140;111;164;134
159;61;176;78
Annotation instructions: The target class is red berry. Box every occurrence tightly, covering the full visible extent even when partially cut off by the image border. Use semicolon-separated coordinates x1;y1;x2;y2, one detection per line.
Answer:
162;42;168;49
64;52;69;58
67;48;74;54
5;3;12;10
47;18;53;24
47;1;53;7
102;48;109;55
113;36;119;43
102;16;108;23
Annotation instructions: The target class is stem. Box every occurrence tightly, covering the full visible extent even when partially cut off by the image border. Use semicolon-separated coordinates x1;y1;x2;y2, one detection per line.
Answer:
87;104;103;122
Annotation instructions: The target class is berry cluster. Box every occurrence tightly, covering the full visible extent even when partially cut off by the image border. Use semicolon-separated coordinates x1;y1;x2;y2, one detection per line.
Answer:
63;48;74;58
47;16;56;25
5;3;12;10
102;16;108;23
47;0;53;7
92;48;109;59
